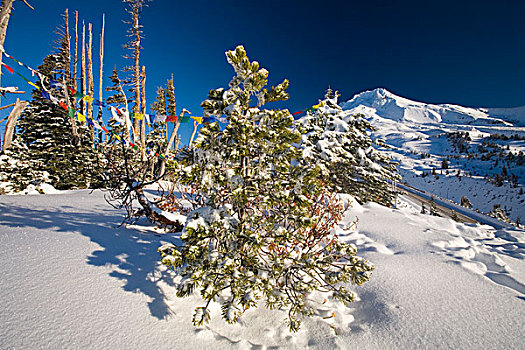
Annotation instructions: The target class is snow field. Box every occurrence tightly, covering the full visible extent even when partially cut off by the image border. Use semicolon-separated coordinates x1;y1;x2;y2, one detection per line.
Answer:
0;190;523;349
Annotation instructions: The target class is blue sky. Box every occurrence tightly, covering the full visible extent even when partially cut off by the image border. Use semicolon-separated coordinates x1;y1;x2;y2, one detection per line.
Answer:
1;0;525;144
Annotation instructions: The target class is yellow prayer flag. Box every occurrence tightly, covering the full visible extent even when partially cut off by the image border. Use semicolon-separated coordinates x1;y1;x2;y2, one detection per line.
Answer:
312;101;324;109
115;134;121;141
28;82;40;90
83;95;94;103
135;113;144;120
191;116;203;124
77;113;86;122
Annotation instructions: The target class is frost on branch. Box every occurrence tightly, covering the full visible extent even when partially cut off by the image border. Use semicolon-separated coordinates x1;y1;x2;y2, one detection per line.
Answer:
159;45;374;332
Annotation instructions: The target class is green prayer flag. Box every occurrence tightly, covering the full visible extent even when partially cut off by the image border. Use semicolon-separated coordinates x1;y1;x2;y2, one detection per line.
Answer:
74;91;83;98
181;116;191;123
68;108;75;119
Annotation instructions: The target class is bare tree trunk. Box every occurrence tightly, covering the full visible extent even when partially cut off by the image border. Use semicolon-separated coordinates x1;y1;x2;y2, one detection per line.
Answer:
63;76;79;146
116;81;131;142
166;119;182;152
81;20;86;116
87;22;94;125
132;6;141;145
97;13;105;144
73;11;78;102
63;9;72;87
0;0;32;89
174;134;181;153
2;98;27;151
0;0;15;90
188;120;199;148
140;65;146;150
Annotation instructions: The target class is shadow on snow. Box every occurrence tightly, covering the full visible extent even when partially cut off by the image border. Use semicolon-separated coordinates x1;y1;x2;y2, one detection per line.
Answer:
0;198;180;320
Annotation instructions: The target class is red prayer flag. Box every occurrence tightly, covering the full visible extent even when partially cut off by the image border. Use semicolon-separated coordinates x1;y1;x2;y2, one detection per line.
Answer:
292;111;303;116
58;102;68;110
2;63;14;74
68;86;77;94
166;115;178;122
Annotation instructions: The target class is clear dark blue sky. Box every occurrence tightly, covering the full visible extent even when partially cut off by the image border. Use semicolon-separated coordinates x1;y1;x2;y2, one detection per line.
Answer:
1;0;525;143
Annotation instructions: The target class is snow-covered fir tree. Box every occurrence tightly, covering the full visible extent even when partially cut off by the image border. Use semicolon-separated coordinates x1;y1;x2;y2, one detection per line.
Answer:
297;89;400;207
0;139;49;193
16;52;103;190
159;46;374;332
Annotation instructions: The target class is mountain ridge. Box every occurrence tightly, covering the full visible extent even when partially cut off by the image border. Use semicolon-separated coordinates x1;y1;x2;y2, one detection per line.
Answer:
342;88;523;126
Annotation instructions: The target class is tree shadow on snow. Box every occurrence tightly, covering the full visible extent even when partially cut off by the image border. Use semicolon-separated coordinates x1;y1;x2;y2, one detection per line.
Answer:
0;199;180;320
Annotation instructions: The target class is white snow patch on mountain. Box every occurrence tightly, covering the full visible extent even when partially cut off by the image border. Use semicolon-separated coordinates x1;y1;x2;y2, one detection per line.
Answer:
343;88;512;126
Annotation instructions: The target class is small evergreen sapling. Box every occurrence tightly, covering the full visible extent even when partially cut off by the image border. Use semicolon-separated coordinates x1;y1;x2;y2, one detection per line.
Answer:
159;46;374;332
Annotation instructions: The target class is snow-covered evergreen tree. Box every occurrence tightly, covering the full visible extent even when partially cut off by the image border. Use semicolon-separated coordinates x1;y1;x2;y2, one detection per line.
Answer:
159;46;374;332
297;89;400;207
17;53;103;189
0;139;49;193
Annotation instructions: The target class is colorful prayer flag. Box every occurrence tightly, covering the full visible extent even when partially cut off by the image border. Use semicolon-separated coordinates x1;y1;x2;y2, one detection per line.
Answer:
154;115;166;123
2;63;14;74
166;115;178;122
41;91;50;99
83;95;94;103
68;107;76;119
134;113;144;120
59;101;68;110
77;113;86;122
203;117;214;123
93;100;106;107
110;107;123;124
180;116;191;123
92;120;103;130
191;116;203;124
292;111;303;116
28;81;40;90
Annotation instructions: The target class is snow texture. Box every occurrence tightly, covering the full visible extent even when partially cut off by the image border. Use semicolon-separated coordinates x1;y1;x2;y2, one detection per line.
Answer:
0;190;523;349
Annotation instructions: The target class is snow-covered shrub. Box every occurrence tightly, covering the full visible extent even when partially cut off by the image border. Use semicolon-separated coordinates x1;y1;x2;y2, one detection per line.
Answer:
297;90;400;207
460;196;473;208
488;204;511;223
159;46;374;332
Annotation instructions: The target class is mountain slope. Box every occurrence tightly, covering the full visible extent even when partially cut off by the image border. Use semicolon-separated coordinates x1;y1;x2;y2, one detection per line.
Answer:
341;88;525;223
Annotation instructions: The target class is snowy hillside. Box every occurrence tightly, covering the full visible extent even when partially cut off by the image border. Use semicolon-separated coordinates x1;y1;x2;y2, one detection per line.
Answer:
1;191;524;349
342;88;525;223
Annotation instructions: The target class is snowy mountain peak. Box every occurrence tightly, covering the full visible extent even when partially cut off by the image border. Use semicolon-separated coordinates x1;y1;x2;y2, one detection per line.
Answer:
342;88;513;126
